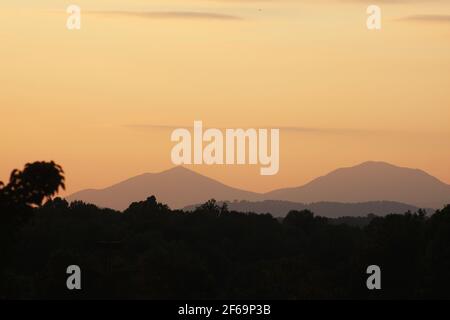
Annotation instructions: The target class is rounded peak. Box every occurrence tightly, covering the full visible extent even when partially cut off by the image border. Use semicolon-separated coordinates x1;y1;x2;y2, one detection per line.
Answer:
326;161;401;177
325;161;443;184
352;161;429;175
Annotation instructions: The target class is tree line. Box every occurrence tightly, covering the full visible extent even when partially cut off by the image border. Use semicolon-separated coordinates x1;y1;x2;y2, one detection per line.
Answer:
1;161;450;299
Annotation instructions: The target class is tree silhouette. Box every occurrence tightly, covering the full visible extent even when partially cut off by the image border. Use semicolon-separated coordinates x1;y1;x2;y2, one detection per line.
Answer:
283;209;328;232
2;160;450;299
196;199;229;216
1;161;65;207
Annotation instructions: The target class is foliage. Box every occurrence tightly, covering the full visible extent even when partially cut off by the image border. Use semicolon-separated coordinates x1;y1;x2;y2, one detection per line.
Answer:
1;162;450;299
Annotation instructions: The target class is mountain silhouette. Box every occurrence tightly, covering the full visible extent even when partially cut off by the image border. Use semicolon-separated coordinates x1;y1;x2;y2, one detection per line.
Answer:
266;161;450;208
184;200;434;218
67;161;450;211
67;166;261;211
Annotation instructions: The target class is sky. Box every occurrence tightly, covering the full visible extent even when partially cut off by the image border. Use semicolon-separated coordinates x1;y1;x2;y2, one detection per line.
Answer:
1;0;450;195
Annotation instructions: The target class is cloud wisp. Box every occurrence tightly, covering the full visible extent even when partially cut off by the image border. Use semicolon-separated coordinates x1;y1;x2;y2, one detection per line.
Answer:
124;124;387;136
84;10;243;21
399;14;450;24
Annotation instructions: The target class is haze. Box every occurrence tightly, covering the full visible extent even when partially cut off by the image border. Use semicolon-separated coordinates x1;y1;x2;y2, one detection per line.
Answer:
1;0;450;195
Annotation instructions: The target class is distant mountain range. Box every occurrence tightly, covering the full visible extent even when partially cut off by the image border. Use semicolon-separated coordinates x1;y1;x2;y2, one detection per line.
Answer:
67;166;261;211
67;161;450;212
184;200;434;218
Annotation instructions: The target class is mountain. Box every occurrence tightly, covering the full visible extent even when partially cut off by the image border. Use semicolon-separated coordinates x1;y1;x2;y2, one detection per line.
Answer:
67;161;450;212
66;166;261;211
184;200;434;218
265;161;450;209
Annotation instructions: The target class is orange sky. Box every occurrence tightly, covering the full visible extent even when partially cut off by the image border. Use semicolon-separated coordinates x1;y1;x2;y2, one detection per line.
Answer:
1;0;450;195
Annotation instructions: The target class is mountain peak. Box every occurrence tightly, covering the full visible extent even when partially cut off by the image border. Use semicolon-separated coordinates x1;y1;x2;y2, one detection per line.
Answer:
267;161;450;208
67;161;450;211
344;161;420;172
164;166;191;173
67;165;261;211
159;166;194;175
357;161;398;168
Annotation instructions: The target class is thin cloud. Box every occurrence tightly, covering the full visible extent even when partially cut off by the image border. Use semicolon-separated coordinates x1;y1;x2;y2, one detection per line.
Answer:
125;124;449;140
124;124;385;136
399;14;450;23
85;10;243;21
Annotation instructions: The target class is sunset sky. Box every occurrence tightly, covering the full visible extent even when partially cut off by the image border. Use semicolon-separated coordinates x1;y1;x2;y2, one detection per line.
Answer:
1;0;450;195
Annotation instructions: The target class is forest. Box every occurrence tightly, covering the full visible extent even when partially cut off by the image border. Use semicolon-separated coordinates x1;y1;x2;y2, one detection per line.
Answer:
1;161;450;299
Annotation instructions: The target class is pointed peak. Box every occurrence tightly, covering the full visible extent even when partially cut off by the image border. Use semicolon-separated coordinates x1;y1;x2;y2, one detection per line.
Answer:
355;161;399;168
160;166;196;174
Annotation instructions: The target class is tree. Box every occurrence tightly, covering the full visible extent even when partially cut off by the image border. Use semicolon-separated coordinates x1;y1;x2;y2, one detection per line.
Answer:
196;199;218;214
1;161;65;207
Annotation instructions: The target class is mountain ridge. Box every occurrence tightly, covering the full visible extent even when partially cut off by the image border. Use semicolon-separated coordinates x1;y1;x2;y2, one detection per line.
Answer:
67;166;262;211
184;200;435;218
265;161;450;208
67;161;450;211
